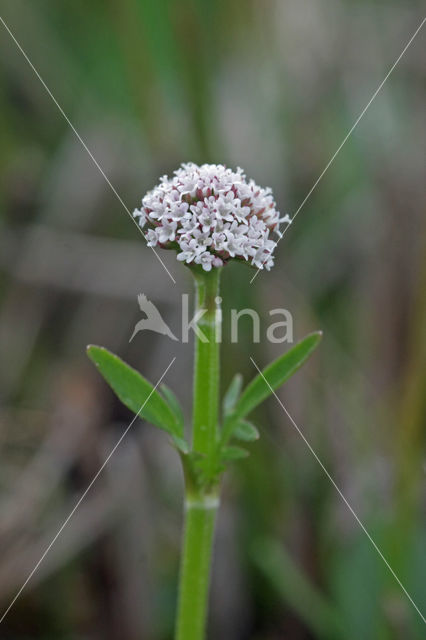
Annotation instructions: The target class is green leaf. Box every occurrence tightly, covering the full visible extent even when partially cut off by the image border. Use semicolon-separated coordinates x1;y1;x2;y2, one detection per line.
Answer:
233;420;259;442
221;445;249;461
171;435;190;454
222;373;243;416
161;383;185;431
87;345;180;436
232;332;322;422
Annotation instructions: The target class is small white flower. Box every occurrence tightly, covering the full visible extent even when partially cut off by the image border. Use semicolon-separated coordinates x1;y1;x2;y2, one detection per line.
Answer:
145;228;159;247
170;202;190;222
157;220;177;243
133;207;146;227
195;251;215;271
134;163;284;271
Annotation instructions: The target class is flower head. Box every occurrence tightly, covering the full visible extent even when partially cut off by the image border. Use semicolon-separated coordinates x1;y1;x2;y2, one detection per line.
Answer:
134;163;290;271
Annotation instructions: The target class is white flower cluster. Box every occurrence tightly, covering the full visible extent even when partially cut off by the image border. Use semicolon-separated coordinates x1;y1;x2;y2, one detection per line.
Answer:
133;163;290;271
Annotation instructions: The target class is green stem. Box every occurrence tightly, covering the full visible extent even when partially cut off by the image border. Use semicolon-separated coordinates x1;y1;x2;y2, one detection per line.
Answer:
175;266;221;640
176;495;219;640
191;267;221;458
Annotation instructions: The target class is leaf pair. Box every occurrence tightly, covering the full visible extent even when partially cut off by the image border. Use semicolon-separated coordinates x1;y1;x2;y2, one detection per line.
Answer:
87;331;322;473
220;331;322;452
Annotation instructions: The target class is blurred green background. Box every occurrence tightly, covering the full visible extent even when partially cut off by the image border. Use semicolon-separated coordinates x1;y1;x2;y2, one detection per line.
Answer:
0;1;425;638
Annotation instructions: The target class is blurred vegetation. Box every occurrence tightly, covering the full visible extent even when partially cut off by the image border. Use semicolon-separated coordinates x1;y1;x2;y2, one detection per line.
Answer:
0;0;425;638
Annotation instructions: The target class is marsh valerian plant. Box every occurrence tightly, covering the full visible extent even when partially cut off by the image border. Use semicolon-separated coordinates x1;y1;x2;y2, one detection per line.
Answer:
86;164;321;640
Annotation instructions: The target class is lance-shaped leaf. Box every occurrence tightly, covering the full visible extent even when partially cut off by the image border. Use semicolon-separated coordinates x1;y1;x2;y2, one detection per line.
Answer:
160;384;189;453
229;332;322;424
170;435;190;455
87;346;181;437
233;420;259;442
161;383;185;431
221;446;249;461
222;373;243;417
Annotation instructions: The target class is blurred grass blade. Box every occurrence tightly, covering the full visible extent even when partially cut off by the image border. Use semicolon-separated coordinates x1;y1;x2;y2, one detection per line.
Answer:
234;332;322;420
251;538;345;639
87;345;180;436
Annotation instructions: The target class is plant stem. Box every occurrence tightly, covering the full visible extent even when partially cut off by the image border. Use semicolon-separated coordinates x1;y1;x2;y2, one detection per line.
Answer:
191;267;221;458
175;267;221;640
176;495;219;640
